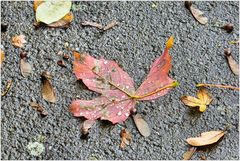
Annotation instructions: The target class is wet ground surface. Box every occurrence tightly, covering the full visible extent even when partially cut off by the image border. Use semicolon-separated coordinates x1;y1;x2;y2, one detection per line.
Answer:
1;1;239;160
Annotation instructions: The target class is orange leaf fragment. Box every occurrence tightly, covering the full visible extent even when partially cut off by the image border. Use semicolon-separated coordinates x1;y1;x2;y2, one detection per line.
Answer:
0;49;4;66
180;87;213;112
120;128;131;149
12;34;27;48
186;130;225;146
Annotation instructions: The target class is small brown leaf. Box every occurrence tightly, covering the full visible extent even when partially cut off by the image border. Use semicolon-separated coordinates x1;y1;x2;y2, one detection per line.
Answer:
133;113;151;137
41;71;56;103
186;130;225;146
103;20;119;31
12;34;27;48
221;23;234;33
81;120;95;135
185;1;208;25
183;147;197;160
180;87;212;112
20;52;32;77
57;60;66;68
120;128;131;149
30;101;48;116
224;48;239;75
81;21;103;30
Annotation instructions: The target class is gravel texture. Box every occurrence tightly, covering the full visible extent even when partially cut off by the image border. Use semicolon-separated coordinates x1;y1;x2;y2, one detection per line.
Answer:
1;1;239;160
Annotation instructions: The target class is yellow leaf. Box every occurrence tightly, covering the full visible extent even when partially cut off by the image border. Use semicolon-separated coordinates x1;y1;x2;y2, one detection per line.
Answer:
166;36;174;49
180;96;205;107
186;130;225;146
197;87;213;105
180;87;212;112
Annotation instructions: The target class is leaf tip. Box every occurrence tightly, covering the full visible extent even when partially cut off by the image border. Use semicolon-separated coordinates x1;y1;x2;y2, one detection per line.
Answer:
166;36;174;49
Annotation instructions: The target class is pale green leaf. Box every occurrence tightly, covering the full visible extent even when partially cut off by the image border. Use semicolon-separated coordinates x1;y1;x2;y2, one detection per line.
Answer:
36;1;72;24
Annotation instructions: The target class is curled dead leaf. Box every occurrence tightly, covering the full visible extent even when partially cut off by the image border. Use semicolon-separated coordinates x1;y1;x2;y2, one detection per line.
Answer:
120;128;131;149
185;1;208;25
41;71;56;103
186;130;225;146
57;60;66;68
221;23;234;33
180;87;212;112
133;113;151;137
20;52;32;77
224;48;239;75
30;101;48;116
12;34;27;48
81;120;95;135
183;147;197;160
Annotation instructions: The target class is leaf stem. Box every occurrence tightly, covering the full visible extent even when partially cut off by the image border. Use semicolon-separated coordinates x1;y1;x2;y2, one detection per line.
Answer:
131;81;179;99
196;83;240;90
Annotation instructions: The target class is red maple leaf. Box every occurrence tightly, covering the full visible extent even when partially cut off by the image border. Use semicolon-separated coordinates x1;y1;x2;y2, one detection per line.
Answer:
69;36;178;124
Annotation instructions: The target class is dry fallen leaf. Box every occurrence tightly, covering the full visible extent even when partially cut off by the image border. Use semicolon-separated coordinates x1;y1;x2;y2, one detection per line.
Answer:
181;87;213;112
41;71;56;103
1;80;13;97
120;128;132;149
221;23;234;33
185;1;208;25
30;101;48;116
81;120;95;135
224;48;239;75
12;34;27;48
183;147;197;160
33;0;74;28
20;52;32;77
81;20;119;31
186;130;225;146
133;113;151;137
69;36;177;134
0;49;4;66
